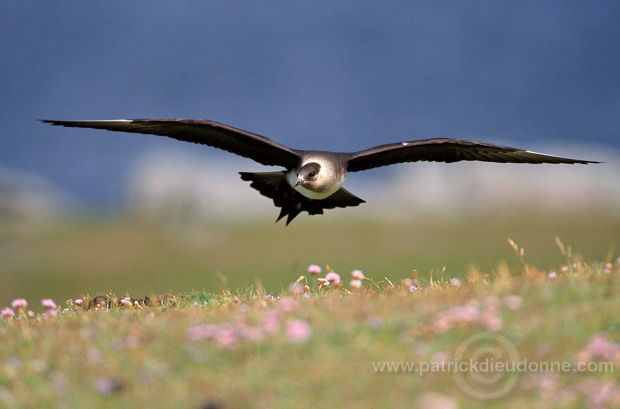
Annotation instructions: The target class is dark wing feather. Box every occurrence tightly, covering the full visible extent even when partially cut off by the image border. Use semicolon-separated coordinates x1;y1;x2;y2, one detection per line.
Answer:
39;118;300;168
345;138;599;172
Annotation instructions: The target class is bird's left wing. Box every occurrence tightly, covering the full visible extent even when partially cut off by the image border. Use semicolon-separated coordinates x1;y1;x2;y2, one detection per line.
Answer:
345;138;599;172
40;118;301;168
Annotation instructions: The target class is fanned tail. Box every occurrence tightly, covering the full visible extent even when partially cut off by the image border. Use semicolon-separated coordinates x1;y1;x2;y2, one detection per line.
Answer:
239;172;365;225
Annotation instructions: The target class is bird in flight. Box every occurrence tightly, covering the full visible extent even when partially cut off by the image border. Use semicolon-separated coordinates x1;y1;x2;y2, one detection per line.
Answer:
40;118;598;224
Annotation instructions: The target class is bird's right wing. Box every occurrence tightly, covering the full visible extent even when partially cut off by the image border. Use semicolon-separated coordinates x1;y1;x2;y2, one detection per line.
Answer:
40;118;301;168
346;138;599;172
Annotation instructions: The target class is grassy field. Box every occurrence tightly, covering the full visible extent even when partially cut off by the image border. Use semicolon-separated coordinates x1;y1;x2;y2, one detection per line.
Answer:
1;208;619;407
2;207;619;308
1;258;619;408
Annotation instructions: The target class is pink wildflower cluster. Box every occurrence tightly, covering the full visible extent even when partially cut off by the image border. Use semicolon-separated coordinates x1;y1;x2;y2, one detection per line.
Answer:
349;269;366;290
310;265;368;291
1;307;15;319
400;278;419;292
41;299;56;309
12;298;28;310
41;298;58;318
186;297;312;349
432;295;521;333
317;271;341;288
576;333;620;365
187;322;262;349
2;298;57;319
286;319;313;343
325;272;341;285
523;372;620;408
552;260;619;277
576;379;620;409
0;298;28;320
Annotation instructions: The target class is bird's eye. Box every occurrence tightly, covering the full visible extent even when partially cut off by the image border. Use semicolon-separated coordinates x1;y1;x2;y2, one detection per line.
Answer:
308;172;316;178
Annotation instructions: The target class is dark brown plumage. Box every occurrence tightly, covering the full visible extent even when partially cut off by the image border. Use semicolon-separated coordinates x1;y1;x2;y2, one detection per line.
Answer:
40;118;599;224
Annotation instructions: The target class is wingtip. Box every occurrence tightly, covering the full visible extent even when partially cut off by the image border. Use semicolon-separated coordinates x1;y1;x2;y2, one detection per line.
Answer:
39;119;68;127
574;159;602;165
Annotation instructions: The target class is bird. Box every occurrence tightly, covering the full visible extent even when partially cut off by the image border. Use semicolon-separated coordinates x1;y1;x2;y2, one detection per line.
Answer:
40;118;599;224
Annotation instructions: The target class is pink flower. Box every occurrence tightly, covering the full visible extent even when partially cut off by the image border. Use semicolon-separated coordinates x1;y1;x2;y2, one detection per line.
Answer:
11;298;28;310
186;324;219;342
351;269;365;280
262;311;280;334
450;304;480;324
548;271;558;280
325;272;341;285
286;319;312;343
307;264;322;275
431;297;507;333
349;279;363;290
449;278;462;287
483;295;501;311
504;294;523;311
481;311;503;332
432;315;453;334
584;333;619;361
215;326;238;349
74;299;84;306
277;297;298;312
41;299;57;309
317;277;329;287
1;307;15;319
237;325;264;342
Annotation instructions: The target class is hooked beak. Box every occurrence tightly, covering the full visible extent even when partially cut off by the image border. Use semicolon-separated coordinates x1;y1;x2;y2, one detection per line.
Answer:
294;176;304;187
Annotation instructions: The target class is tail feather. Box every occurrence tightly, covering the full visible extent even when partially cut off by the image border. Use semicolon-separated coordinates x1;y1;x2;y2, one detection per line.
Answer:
239;172;364;225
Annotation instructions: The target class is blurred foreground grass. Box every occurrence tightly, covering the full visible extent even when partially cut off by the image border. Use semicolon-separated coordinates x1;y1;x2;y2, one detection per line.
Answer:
1;207;618;309
1;261;619;408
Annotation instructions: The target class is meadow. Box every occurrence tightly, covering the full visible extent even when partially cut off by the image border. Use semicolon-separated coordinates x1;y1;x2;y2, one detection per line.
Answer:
1;207;619;408
3;206;619;307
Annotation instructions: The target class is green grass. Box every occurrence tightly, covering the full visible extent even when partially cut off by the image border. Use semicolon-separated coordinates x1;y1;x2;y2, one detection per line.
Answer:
1;208;619;407
2;208;619;308
1;260;619;408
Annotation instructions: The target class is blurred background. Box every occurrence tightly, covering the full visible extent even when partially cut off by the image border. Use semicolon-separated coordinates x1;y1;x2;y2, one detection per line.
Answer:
2;1;619;309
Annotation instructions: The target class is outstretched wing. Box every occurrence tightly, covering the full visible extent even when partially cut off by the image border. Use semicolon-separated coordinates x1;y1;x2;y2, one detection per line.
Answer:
40;118;301;168
345;138;599;172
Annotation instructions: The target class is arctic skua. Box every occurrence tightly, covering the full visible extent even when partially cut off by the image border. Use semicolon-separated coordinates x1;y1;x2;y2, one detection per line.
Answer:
40;118;598;224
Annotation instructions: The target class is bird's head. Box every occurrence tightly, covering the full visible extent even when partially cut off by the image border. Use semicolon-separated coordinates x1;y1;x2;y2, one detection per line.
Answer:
294;162;321;188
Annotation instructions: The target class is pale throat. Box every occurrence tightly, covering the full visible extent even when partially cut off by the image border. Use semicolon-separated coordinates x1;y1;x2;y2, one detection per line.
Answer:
285;161;346;200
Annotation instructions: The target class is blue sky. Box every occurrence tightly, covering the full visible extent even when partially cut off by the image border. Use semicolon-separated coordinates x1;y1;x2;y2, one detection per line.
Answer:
2;1;619;205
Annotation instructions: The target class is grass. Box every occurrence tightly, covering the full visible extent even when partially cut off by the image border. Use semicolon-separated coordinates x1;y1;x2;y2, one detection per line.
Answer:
2;208;619;308
1;256;620;408
1;208;619;407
